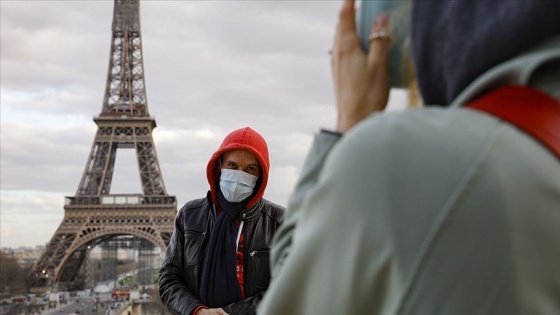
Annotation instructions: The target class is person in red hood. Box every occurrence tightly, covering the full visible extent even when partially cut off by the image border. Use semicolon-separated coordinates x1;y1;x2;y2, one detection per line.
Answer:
159;127;285;315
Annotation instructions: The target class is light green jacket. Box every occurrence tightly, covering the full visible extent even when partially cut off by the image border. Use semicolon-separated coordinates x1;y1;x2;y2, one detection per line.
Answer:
258;37;560;315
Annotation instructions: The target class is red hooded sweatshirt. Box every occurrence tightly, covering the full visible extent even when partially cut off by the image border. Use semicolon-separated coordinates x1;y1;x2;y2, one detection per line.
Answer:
206;127;270;210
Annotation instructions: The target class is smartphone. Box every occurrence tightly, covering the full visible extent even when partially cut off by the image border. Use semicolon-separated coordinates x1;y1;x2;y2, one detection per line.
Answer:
357;0;411;88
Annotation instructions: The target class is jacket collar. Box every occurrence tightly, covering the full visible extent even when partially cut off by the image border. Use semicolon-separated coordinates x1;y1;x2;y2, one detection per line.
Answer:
239;199;263;221
451;35;560;107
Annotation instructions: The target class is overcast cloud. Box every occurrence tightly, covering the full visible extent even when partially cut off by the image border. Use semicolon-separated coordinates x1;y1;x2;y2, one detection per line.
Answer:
1;0;406;248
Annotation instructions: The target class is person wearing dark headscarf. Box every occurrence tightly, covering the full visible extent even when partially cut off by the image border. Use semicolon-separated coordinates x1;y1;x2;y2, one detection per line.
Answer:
159;127;284;315
259;0;560;314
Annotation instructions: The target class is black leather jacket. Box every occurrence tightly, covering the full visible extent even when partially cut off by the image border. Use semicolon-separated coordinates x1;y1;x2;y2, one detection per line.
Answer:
159;192;284;315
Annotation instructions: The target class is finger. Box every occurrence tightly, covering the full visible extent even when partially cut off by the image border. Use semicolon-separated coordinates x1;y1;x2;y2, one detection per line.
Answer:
367;13;390;69
331;29;336;76
338;0;356;34
334;0;360;61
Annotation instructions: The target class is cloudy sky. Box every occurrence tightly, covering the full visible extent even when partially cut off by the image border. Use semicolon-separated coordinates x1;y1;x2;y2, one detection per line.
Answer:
1;0;406;248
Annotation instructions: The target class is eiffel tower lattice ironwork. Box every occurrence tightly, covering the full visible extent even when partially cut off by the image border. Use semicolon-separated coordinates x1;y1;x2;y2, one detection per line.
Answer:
29;0;177;288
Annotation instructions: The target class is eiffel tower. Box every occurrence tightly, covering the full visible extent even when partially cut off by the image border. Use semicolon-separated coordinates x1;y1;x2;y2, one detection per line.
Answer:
30;0;177;289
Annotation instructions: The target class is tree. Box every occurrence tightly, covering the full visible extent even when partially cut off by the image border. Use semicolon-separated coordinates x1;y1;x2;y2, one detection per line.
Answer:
0;250;27;296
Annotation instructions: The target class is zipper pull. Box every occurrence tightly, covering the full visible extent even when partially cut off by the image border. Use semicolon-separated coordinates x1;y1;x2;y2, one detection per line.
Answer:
250;250;257;257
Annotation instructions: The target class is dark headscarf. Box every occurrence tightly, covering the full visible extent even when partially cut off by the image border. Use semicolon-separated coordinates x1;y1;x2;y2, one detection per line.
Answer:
411;0;560;106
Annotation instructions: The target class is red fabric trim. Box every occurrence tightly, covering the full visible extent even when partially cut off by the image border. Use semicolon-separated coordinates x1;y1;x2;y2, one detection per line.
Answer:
192;305;208;315
468;85;560;159
236;229;245;298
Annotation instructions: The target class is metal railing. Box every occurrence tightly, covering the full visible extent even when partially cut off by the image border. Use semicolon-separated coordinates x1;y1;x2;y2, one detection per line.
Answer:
65;195;176;206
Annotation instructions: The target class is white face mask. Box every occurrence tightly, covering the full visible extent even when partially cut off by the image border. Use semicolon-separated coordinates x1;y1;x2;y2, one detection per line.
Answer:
219;169;258;203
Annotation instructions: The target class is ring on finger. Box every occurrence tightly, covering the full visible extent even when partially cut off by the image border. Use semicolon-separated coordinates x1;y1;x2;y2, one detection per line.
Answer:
368;31;390;42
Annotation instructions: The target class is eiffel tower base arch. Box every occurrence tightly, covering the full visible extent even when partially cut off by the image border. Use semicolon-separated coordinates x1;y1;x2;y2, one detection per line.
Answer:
30;198;176;289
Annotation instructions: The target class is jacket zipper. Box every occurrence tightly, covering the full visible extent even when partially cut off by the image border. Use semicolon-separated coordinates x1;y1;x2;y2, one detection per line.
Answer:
243;220;250;295
184;230;206;237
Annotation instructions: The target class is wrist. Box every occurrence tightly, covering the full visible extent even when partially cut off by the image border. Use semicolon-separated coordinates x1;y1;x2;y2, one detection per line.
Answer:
336;115;361;133
193;306;208;315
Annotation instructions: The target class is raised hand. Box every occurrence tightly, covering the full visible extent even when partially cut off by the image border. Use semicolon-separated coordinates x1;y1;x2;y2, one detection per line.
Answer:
332;0;391;133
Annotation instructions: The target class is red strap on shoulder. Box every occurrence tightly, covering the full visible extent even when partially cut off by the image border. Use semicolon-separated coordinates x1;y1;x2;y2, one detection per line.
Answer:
468;85;560;160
